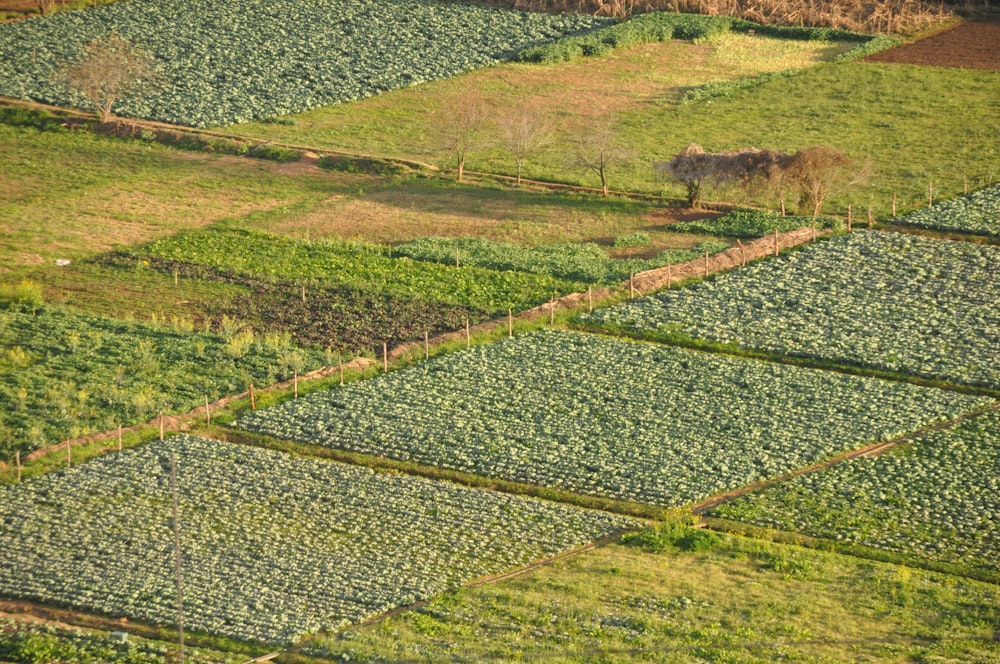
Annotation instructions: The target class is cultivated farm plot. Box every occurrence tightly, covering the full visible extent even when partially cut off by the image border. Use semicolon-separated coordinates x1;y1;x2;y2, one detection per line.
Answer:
0;306;324;460
892;184;1000;237
0;435;638;645
711;410;1000;574
127;228;587;316
0;0;604;126
391;236;729;284
582;231;1000;390
236;330;991;507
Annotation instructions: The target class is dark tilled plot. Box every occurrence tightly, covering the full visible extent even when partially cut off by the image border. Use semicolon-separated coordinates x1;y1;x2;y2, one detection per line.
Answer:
866;19;1000;70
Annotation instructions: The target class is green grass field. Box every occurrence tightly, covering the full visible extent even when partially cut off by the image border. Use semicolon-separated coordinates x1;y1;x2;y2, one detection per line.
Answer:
0;123;362;277
302;528;1000;663
230;37;999;215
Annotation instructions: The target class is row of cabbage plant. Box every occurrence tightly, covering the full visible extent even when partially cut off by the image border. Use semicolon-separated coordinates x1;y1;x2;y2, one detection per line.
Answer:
236;330;990;508
711;410;1000;573
0;435;638;645
580;231;1000;390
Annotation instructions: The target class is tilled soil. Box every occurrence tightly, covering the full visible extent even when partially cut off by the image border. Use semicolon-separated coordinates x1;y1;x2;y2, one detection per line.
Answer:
866;19;1000;70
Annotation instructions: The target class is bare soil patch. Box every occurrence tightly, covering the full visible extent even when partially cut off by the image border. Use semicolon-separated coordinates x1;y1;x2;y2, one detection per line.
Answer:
866;20;1000;70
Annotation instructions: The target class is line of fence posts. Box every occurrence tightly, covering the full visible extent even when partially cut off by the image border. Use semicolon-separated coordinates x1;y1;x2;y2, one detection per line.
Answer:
26;194;973;477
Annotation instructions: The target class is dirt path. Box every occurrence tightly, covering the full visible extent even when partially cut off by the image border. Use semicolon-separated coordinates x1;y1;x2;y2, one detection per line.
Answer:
866;19;1000;70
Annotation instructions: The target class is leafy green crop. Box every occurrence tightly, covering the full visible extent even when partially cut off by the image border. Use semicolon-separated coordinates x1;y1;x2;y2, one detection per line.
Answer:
392;236;728;284
0;435;637;644
0;618;238;664
135;228;586;314
893;184;1000;237
712;410;1000;573
582;231;1000;390
237;330;988;507
0;0;605;127
0;306;324;459
670;208;842;238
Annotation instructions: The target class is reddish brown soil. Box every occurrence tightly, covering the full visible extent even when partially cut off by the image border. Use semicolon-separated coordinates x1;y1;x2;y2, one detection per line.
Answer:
866;20;1000;70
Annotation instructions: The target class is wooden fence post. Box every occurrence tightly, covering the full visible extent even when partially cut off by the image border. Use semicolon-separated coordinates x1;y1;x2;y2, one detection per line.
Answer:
248;384;255;411
508;308;513;337
466;318;471;347
383;342;388;373
293;370;298;399
425;330;430;359
774;228;779;257
67;441;71;468
847;204;853;230
704;249;709;277
338;352;344;386
666;263;672;288
736;240;745;267
587;286;593;313
549;300;555;325
629;274;635;299
455;248;460;268
118;423;123;451
892;192;897;217
928;180;933;207
15;450;21;483
204;396;210;427
301;285;306;303
867;205;874;228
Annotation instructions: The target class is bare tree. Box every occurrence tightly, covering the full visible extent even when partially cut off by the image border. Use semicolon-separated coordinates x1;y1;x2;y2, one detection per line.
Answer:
573;118;628;196
63;34;157;124
657;143;795;208
496;109;552;186
35;0;58;16
437;92;491;182
783;145;870;217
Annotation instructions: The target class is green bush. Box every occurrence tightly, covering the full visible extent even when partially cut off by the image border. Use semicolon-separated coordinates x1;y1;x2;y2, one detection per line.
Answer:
612;232;651;248
0;279;44;311
317;155;407;176
671;208;842;238
248;144;302;162
623;520;721;553
0;106;59;130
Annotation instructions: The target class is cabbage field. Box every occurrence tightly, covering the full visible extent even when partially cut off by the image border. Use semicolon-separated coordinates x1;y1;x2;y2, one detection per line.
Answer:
893;184;1000;237
0;306;325;460
711;410;1000;574
0;0;604;127
581;231;1000;390
127;228;586;315
0;435;637;644
392;237;729;284
236;330;990;507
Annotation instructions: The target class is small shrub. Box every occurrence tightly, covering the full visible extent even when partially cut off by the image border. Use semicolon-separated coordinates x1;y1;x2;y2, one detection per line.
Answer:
612;232;651;248
0;280;44;311
623;520;720;553
317;155;407;176
248;144;303;163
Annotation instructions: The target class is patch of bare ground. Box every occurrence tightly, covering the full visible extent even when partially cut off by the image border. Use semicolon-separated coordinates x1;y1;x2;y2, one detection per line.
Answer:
866;19;1000;70
259;183;725;250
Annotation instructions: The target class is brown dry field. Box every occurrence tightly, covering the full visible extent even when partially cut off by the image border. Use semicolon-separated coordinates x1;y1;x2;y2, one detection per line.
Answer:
866;19;1000;70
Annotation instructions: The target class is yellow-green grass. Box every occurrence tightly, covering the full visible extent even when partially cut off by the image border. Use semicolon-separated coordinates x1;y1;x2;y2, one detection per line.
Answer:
229;34;999;217
301;531;1000;663
0;124;367;276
